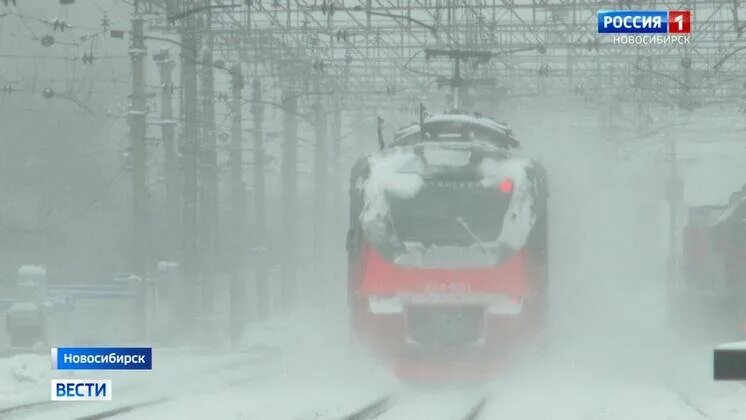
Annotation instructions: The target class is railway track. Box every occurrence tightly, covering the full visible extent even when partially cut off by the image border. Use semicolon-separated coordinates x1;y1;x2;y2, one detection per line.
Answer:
339;394;490;420
341;396;393;420
0;400;57;417
75;397;172;420
675;392;711;419
460;396;488;420
70;370;276;420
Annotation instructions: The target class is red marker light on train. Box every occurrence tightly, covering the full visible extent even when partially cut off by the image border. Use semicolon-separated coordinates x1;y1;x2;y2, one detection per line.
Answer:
499;179;513;193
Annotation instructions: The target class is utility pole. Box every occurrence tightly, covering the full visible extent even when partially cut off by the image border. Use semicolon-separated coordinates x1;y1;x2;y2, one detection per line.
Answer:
129;15;148;341
251;78;269;320
229;64;246;345
330;98;343;228
566;46;574;93
366;0;372;30
329;97;344;304
666;58;690;299
353;111;365;152
200;49;217;331
281;87;298;310
666;130;683;297
312;78;328;300
154;49;179;261
181;10;201;342
200;0;218;337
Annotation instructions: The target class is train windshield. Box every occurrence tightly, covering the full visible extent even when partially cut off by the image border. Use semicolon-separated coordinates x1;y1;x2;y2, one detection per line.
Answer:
365;180;514;268
388;182;509;246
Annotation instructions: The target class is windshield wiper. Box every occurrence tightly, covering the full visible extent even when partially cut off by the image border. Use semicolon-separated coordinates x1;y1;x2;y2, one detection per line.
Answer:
455;217;489;255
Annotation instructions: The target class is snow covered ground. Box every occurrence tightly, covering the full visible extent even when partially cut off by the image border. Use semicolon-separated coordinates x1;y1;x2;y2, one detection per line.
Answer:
2;283;739;420
0;305;743;419
0;345;278;417
0;353;50;406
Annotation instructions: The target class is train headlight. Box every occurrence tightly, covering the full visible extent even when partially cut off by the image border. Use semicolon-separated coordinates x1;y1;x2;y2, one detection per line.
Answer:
423;147;472;166
487;295;523;316
368;295;403;314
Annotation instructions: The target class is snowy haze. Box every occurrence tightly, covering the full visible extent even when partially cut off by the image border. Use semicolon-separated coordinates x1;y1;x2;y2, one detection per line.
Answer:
2;95;744;419
1;1;746;418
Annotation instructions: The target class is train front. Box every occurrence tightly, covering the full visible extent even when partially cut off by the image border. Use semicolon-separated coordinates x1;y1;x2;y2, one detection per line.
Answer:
347;134;548;380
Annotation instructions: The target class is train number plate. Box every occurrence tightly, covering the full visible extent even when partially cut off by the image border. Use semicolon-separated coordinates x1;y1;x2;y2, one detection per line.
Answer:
423;282;471;294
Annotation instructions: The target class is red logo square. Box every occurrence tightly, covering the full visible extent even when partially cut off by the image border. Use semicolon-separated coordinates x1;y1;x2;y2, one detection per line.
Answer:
669;10;691;34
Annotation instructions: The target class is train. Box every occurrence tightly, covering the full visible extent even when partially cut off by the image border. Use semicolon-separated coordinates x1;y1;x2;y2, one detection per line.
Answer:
674;188;746;334
346;110;549;380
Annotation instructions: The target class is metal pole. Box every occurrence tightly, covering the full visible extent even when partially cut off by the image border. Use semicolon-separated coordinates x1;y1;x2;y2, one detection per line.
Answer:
129;15;148;340
200;50;217;330
282;88;298;310
229;64;246;345
252;78;269;320
566;45;574;93
200;0;218;335
668;59;690;294
666;122;683;299
366;0;372;30
453;56;460;109
155;51;179;261
330;101;344;302
313;78;328;297
181;14;201;342
330;101;342;225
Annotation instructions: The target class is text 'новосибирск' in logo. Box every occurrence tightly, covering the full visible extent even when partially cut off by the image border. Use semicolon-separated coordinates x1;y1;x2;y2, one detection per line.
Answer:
52;347;152;370
598;10;691;46
51;379;112;401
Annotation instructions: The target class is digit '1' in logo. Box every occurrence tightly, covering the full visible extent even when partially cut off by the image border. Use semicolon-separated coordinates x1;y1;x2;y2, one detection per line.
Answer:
668;10;691;34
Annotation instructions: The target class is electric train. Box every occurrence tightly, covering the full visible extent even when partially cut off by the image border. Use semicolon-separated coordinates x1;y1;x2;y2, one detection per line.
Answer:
346;111;549;380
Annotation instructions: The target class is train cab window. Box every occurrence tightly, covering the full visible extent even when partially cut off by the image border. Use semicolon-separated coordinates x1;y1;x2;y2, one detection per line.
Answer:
387;184;510;247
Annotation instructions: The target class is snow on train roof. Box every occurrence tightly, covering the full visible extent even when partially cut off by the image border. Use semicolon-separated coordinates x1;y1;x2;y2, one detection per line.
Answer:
393;113;514;145
426;113;511;133
716;341;746;351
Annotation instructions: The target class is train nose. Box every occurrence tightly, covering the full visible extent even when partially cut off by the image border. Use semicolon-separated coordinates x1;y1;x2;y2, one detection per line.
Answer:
405;305;486;347
486;295;524;315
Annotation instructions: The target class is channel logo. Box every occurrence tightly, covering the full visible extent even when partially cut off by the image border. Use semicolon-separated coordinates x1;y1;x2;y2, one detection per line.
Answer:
51;379;112;401
598;10;691;34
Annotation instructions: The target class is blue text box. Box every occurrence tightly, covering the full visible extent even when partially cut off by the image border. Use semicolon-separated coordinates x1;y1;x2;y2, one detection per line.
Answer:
52;347;152;370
